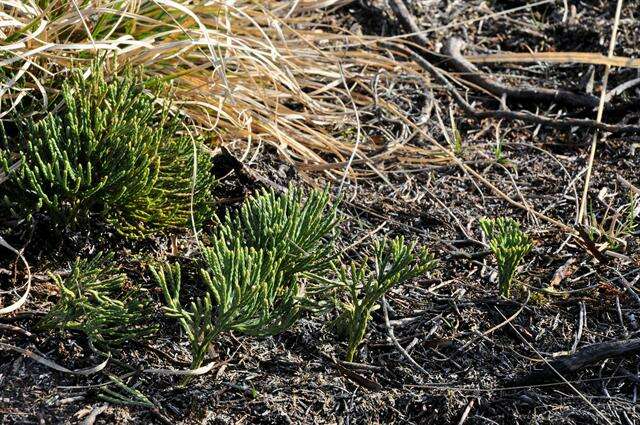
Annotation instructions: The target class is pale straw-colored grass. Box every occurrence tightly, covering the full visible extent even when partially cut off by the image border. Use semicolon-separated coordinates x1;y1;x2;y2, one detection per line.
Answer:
0;0;444;180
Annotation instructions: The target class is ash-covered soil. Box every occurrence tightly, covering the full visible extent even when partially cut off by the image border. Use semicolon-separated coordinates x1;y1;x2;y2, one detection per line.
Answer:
2;1;639;424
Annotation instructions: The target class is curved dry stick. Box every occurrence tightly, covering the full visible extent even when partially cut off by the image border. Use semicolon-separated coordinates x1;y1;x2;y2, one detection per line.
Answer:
391;0;605;110
510;338;640;386
444;38;601;110
388;0;640;134
381;296;429;375
0;342;109;375
0;236;31;315
404;48;640;135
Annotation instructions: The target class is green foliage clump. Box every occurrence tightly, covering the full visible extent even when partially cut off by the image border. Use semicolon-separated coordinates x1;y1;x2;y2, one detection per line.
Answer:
99;374;155;408
480;217;533;298
217;186;338;278
152;186;339;372
154;243;298;373
0;61;214;236
154;186;436;367
200;237;301;336
337;237;436;362
39;253;156;347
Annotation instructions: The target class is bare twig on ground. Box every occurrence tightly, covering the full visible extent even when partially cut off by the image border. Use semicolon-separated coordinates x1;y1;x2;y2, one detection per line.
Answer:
81;404;109;425
388;0;640;135
381;296;429;375
444;38;602;110
511;338;640;386
617;175;640;195
464;51;640;69
578;0;626;223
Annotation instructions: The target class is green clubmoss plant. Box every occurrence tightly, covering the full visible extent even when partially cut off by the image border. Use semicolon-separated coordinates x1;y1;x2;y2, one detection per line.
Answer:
216;185;339;279
153;240;299;373
99;375;155;408
152;186;339;373
0;61;214;236
479;217;533;298
38;253;157;348
337;236;436;362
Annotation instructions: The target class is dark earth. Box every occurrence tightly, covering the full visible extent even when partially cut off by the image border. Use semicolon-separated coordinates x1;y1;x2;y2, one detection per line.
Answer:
2;1;639;424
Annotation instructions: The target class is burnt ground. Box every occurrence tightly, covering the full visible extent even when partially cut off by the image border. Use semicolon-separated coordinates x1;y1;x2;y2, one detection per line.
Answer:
1;1;640;424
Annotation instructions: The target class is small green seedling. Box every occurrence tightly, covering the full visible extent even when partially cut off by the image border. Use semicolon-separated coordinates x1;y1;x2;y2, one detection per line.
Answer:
99;375;155;408
39;253;156;347
493;138;507;165
153;187;339;375
480;217;533;298
0;60;214;235
585;192;638;252
337;236;436;362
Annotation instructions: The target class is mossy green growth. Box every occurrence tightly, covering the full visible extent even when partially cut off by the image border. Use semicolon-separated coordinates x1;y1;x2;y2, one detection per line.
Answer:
337;236;436;362
0;61;214;236
216;185;339;279
38;253;157;348
480;217;533;298
153;241;300;374
152;186;339;373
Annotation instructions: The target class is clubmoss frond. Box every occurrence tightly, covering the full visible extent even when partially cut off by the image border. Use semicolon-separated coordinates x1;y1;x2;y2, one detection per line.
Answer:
98;375;155;408
152;242;299;373
38;253;157;348
152;186;339;373
0;60;215;236
217;185;339;278
337;236;437;362
480;217;533;298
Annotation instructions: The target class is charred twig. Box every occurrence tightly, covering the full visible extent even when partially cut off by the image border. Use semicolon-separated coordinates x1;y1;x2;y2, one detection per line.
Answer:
390;0;600;109
0;323;32;337
388;0;640;135
444;38;601;110
320;352;383;391
510;338;640;386
617;175;640;195
574;226;610;264
404;48;640;135
381;296;428;375
388;0;441;62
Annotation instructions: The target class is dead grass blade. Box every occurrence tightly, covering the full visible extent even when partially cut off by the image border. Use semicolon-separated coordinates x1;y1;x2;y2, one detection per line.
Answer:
465;51;640;69
0;0;441;179
0;342;109;375
0;237;31;315
578;0;625;223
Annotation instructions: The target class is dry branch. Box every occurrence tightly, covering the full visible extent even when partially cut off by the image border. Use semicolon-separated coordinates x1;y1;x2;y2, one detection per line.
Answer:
404;48;640;135
510;338;640;386
388;0;640;135
444;38;601;110
465;51;640;69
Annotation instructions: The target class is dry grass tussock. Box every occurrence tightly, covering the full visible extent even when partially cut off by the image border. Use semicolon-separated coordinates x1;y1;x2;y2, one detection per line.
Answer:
1;0;445;179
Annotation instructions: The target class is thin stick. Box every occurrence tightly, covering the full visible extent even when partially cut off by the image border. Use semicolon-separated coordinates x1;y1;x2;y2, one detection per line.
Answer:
578;0;625;224
497;312;614;425
337;61;363;194
381;296;429;375
571;302;586;353
0;237;31;315
465;51;640;69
